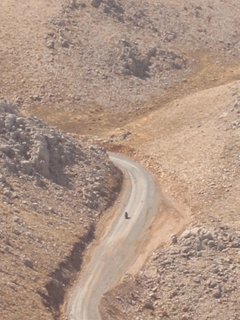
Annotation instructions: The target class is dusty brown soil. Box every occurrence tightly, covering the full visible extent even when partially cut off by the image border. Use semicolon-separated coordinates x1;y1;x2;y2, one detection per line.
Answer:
100;79;240;319
1;0;240;135
0;0;240;319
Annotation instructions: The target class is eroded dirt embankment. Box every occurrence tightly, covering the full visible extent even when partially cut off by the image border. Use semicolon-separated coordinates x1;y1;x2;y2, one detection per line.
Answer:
38;224;95;319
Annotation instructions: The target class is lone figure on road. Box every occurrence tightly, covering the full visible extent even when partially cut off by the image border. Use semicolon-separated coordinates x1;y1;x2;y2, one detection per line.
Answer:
124;211;130;219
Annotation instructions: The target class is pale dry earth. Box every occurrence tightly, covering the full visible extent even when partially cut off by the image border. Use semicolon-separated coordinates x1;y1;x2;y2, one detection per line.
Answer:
100;79;240;319
0;0;240;320
0;0;240;134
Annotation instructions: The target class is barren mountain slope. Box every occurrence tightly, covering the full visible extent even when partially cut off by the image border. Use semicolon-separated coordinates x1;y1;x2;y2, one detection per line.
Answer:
100;80;240;319
0;103;122;320
0;0;239;134
1;1;240;319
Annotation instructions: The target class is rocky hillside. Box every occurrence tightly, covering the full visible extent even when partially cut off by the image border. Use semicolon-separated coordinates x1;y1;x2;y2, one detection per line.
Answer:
100;79;240;320
0;1;239;319
0;102;122;320
1;0;239;135
43;0;239;112
101;225;240;320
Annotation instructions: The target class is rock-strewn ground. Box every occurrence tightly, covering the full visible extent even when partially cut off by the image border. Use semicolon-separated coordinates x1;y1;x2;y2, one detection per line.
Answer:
0;103;122;320
100;80;240;320
0;0;239;135
101;225;240;320
0;1;240;319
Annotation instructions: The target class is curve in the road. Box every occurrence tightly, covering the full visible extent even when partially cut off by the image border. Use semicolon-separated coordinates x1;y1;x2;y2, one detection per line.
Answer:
67;153;161;320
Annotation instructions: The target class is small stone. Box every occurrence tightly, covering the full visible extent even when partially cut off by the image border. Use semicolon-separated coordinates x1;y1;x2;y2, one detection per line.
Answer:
46;40;55;49
213;287;222;299
208;240;216;248
91;0;102;8
231;241;240;248
181;229;195;239
61;39;70;48
182;306;189;312
143;301;154;310
30;95;42;102
207;280;217;288
24;259;34;269
171;234;178;244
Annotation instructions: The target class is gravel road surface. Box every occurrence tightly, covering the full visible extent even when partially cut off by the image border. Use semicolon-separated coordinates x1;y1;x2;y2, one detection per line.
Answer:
67;153;160;320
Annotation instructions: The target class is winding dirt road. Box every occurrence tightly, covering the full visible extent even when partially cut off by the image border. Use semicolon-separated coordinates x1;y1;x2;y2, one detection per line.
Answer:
67;153;161;320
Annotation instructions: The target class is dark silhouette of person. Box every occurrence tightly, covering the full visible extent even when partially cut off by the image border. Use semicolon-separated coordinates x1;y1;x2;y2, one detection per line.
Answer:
124;211;130;219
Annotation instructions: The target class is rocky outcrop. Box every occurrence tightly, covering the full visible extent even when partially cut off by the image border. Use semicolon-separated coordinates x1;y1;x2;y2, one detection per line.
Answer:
0;102;122;320
101;225;240;320
0;102;83;183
